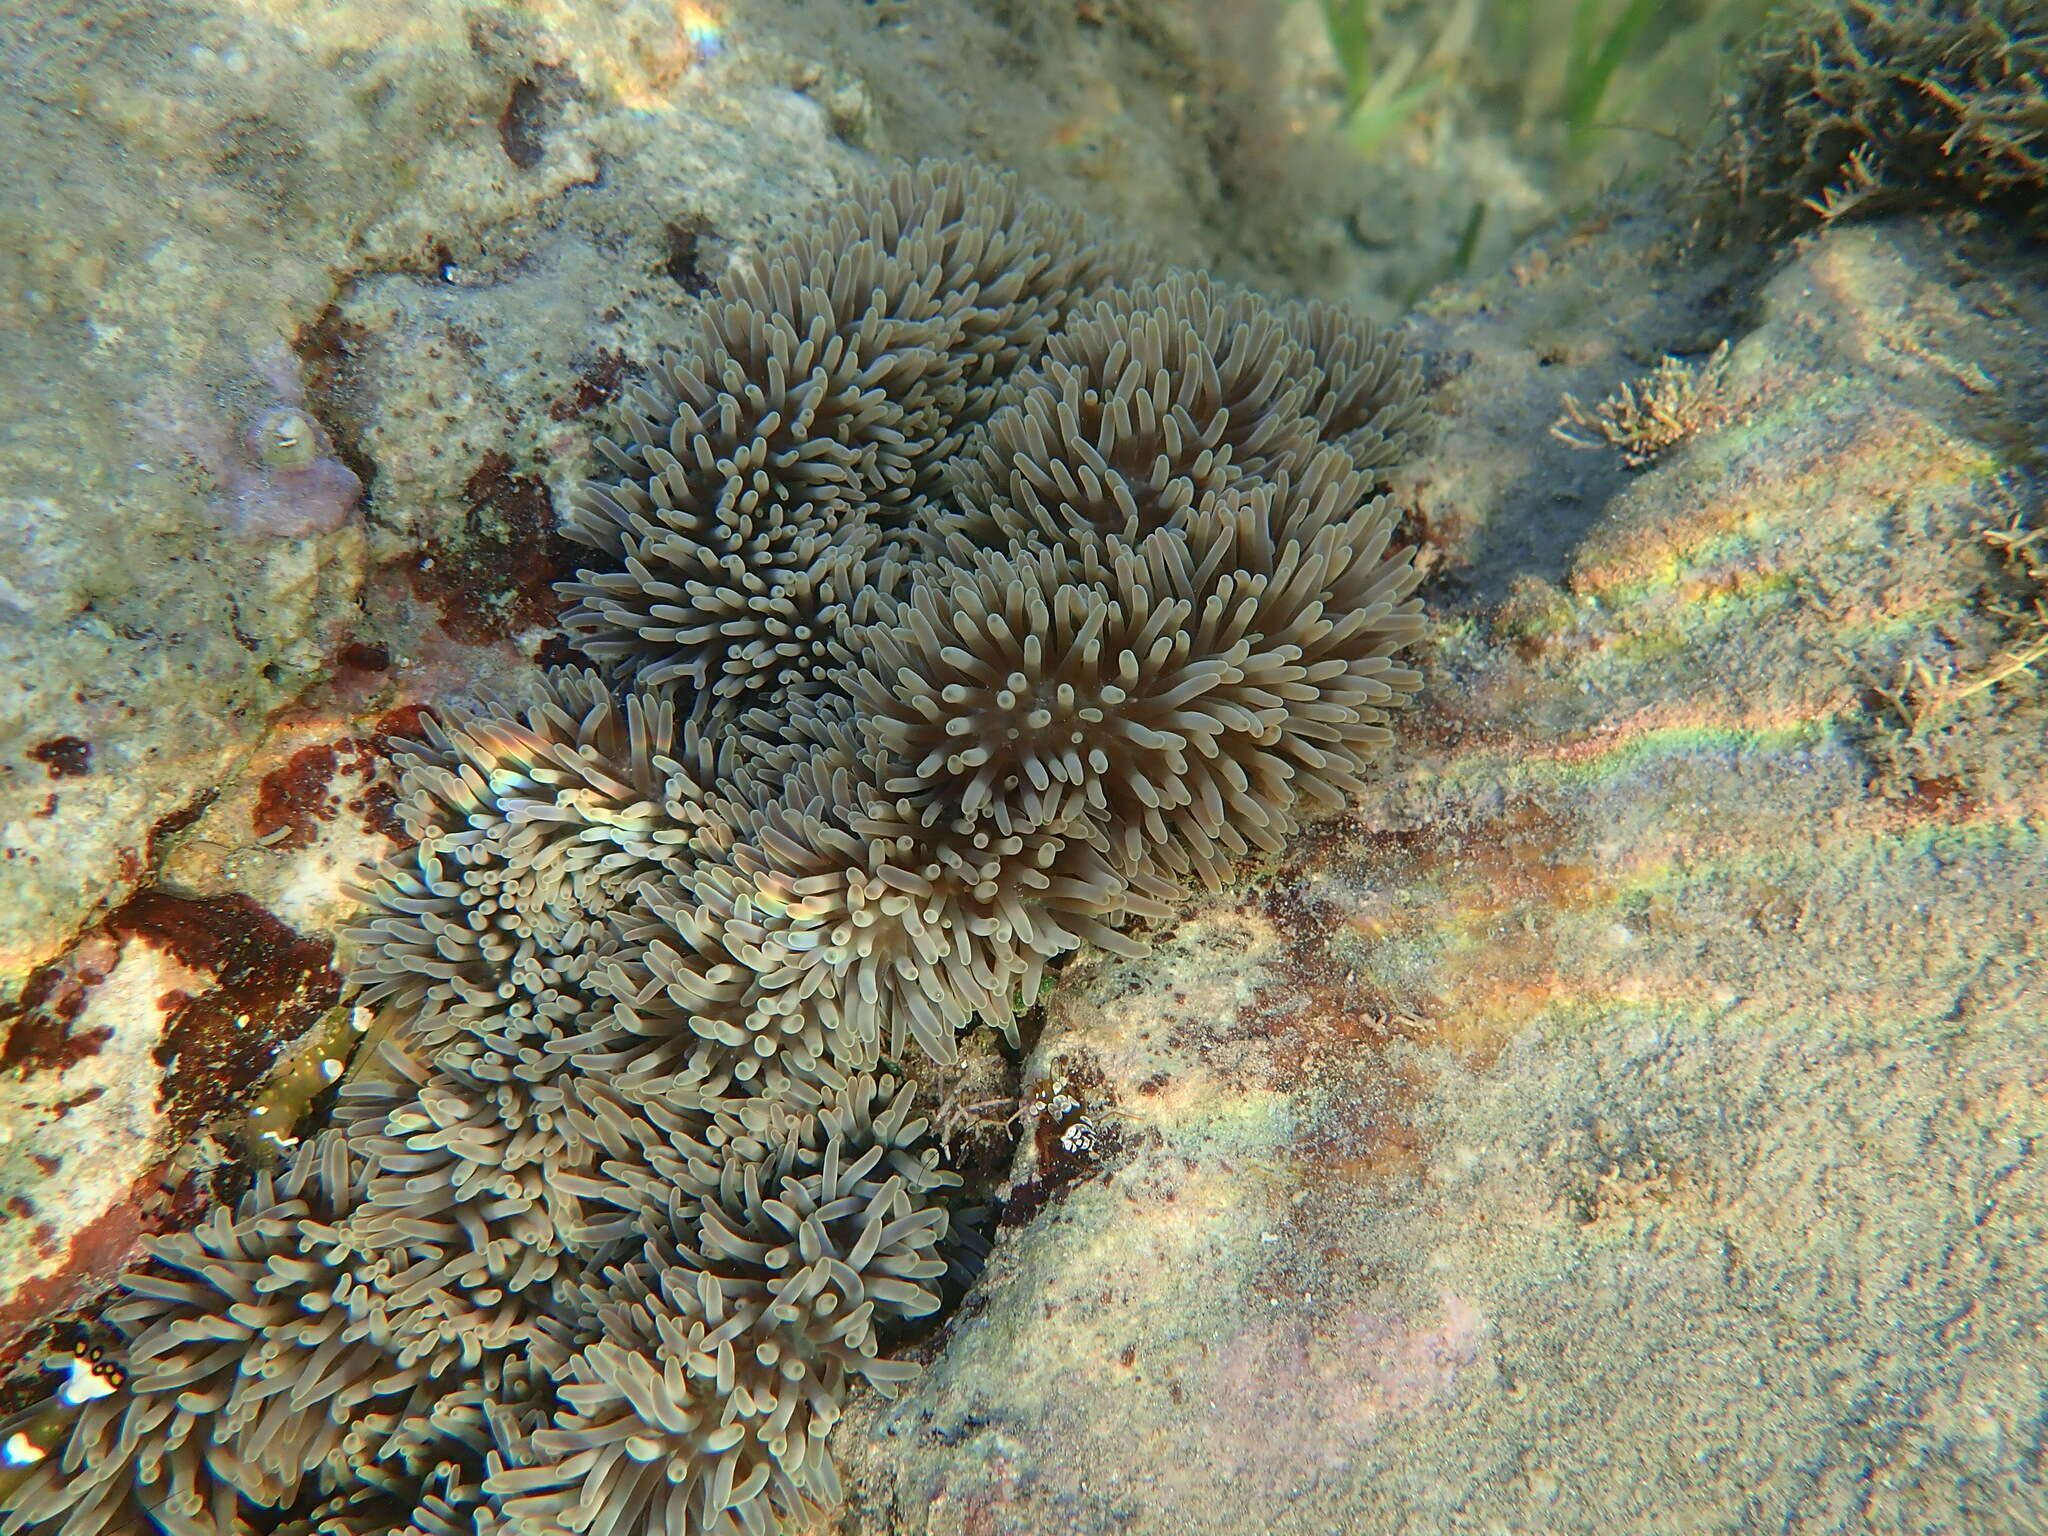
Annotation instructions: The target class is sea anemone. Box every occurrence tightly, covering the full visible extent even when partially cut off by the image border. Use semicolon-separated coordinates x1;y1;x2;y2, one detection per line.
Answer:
556;162;1119;728
483;1075;954;1536
344;668;707;1046
949;270;1423;551
270;1458;492;1536
0;1136;446;1536
1274;294;1430;475
5;159;1430;1536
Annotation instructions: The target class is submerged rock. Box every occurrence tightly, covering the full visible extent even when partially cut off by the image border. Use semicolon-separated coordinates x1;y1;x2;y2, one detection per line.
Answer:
836;212;2048;1534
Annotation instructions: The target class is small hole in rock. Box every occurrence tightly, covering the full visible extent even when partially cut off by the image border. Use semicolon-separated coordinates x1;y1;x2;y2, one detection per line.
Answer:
661;217;716;294
498;79;546;169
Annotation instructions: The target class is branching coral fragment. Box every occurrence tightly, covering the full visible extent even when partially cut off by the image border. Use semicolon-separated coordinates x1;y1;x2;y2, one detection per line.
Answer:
1552;341;1735;468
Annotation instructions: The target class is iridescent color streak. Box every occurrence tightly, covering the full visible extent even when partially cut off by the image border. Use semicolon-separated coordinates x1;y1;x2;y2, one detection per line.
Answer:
678;2;724;62
1431;706;1827;795
1569;419;1998;613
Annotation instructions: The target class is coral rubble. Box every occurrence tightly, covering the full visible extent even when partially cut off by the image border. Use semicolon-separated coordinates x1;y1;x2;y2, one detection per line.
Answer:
0;162;1424;1536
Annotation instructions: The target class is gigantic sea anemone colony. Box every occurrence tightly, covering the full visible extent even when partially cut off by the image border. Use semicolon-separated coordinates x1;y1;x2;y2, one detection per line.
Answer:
0;162;1426;1536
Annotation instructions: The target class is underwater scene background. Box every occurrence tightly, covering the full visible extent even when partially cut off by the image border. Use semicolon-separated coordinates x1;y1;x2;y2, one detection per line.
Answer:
0;2;2043;1533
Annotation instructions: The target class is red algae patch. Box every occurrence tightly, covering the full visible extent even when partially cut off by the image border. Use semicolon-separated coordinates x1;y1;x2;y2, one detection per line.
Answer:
249;727;416;853
0;889;344;1365
251;743;343;851
104;891;340;1142
24;738;91;779
0;1189;150;1371
409;451;568;643
0;936;120;1076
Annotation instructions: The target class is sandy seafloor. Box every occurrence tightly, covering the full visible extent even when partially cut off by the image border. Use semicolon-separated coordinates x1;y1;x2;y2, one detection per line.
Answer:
0;1;2043;1533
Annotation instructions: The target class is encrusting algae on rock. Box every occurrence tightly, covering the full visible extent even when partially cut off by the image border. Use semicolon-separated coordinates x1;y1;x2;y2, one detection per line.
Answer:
0;161;1428;1536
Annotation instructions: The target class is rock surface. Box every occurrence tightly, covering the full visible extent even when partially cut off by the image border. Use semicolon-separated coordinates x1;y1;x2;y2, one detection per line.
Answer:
836;215;2048;1533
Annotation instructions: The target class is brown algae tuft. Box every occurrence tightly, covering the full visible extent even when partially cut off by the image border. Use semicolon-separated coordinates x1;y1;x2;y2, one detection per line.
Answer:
1706;0;2048;239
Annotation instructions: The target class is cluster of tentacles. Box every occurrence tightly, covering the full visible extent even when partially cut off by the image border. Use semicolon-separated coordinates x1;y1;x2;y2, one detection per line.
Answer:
0;161;1426;1536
